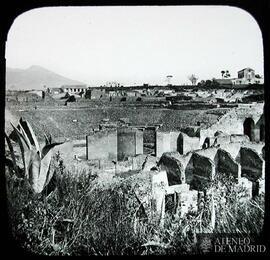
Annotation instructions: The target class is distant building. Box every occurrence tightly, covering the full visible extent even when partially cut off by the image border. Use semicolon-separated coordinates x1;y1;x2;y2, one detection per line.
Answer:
213;68;263;87
105;81;122;88
61;85;88;94
48;87;64;95
125;90;140;97
85;88;107;99
231;68;264;85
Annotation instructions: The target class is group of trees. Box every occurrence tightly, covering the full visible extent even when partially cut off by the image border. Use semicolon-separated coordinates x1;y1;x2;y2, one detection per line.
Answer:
197;79;220;88
221;70;231;78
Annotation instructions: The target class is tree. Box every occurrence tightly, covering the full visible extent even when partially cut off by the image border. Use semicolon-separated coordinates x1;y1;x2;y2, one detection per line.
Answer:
224;70;231;78
221;70;230;78
188;74;198;85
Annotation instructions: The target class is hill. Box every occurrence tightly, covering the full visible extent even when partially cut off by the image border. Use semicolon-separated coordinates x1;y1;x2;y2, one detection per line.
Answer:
6;65;85;90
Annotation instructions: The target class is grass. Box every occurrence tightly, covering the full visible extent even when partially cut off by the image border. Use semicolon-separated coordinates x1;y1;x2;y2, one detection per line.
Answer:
5;156;265;255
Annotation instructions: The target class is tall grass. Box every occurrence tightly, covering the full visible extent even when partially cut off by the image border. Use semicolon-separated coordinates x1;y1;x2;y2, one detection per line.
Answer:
5;160;265;255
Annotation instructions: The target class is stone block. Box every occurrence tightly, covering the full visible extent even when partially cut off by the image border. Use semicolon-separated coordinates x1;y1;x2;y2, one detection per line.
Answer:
151;171;168;225
117;128;143;161
86;130;117;161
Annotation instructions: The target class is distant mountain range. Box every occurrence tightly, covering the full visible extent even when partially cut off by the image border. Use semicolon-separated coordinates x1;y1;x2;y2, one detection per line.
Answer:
6;65;85;90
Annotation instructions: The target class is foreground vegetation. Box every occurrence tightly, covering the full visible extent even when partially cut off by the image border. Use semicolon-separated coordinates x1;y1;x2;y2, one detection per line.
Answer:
5;158;265;255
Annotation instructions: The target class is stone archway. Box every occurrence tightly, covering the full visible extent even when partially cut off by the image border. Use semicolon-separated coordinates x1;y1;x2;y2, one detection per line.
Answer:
243;118;255;141
202;137;210;149
177;133;184;154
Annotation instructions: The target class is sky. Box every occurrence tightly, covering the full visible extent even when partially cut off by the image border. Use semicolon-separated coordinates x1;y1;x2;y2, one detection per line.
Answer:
5;6;264;86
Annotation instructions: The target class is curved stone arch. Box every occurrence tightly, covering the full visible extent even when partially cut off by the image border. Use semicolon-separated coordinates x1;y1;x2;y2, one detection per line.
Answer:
177;132;184;154
240;147;264;181
159;153;185;186
216;148;241;180
185;152;215;191
243;117;255;141
202;137;210;149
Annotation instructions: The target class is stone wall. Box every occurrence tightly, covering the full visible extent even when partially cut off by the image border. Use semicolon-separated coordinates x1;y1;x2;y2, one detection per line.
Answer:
159;153;185;185
117;128;144;160
199;105;264;145
230;134;249;143
217;149;241;180
156;130;201;157
199;109;243;146
156;131;172;157
240;147;264;181
187;152;216;190
86;130;117;160
158;144;265;195
180;132;201;154
86;128;144;161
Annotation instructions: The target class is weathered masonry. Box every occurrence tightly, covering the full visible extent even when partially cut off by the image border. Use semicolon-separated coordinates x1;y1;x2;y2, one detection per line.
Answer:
117;128;143;160
156;103;265;157
158;142;265;196
86;127;144;161
86;129;117;161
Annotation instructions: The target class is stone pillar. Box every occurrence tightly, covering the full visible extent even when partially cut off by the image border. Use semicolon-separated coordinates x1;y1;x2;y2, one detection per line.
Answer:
156;132;163;158
210;162;216;181
253;128;260;143
262;160;265;179
237;163;241;181
151;171;168;226
258;178;265;195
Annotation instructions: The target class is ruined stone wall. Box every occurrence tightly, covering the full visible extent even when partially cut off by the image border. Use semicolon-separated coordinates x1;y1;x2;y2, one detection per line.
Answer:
181;133;201;154
159;153;185;185
200;109;243;146
156;131;172;157
117;128;143;161
240;147;264;181
86;130;117;160
230;134;249;143
156;130;200;157
214;134;231;146
159;144;264;194
170;131;180;152
200;105;264;145
217;149;240;179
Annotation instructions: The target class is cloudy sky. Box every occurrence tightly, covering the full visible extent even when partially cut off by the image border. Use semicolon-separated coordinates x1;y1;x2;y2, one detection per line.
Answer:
6;6;264;86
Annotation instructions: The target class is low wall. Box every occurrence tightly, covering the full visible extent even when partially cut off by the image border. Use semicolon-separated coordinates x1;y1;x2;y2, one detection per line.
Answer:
230;134;249;143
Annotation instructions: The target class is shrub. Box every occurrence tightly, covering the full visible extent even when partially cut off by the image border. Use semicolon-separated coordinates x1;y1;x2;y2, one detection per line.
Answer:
5;162;265;255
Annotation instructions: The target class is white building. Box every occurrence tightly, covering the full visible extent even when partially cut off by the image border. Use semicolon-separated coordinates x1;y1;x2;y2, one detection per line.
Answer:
231;68;264;85
61;85;88;94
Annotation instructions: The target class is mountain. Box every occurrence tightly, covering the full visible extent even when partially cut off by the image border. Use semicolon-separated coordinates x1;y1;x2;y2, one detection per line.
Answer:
6;65;85;90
